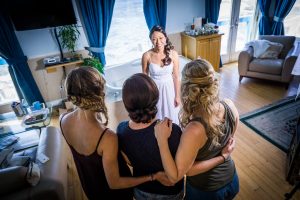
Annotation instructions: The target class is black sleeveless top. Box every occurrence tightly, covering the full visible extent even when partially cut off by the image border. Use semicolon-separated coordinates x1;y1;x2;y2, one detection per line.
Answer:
187;101;236;191
60;115;133;200
117;120;184;195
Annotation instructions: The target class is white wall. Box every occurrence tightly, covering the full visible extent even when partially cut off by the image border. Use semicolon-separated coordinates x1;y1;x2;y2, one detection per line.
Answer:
17;0;205;58
13;0;205;102
166;0;205;34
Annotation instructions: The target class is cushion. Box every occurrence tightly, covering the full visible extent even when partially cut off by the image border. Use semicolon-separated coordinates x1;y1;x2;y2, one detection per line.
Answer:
0;135;19;151
259;42;283;59
0;166;29;196
249;59;284;75
0;148;14;168
9;156;31;167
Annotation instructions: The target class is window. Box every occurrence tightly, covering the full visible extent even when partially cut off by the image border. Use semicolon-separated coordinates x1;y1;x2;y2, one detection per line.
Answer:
218;0;257;63
285;1;300;37
0;57;19;105
105;0;151;66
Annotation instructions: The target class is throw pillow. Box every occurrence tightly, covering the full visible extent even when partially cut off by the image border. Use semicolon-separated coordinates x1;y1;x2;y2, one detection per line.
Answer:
9;156;31;167
0;147;14;168
0;135;19;151
259;42;283;59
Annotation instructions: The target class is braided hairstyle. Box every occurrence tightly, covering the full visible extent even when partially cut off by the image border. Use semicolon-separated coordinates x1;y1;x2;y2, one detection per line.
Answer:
65;66;108;125
122;73;159;123
149;25;174;66
180;59;223;146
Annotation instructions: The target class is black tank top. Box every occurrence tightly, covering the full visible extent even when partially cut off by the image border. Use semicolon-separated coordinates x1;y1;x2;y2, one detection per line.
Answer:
60;115;133;200
187;101;236;191
117;120;184;195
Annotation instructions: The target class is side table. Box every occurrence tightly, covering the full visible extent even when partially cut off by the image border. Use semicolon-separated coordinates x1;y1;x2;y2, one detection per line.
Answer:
0;106;52;136
0;106;52;151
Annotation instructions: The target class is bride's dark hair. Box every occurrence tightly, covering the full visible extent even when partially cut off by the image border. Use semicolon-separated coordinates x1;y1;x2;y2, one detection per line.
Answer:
149;25;174;66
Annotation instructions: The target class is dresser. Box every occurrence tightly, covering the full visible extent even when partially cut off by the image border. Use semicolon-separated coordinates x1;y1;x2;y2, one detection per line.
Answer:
181;33;223;72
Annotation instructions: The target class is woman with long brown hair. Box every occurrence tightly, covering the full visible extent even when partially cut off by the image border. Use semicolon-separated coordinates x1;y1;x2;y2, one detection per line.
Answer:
117;73;184;199
60;67;167;199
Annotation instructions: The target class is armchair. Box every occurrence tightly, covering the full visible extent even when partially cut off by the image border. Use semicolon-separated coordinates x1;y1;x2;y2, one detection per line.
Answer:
0;126;68;200
238;35;298;87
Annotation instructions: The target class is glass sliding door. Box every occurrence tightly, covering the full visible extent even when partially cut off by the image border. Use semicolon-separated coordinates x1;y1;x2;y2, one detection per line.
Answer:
218;0;233;63
218;0;257;63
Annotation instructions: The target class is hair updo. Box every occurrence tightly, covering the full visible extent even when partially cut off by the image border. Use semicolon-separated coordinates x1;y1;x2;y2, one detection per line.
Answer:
149;25;174;66
180;59;223;146
65;66;108;125
122;73;159;123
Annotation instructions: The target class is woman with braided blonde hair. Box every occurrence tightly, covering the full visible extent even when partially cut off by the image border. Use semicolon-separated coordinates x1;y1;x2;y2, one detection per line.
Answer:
155;59;240;199
60;67;168;199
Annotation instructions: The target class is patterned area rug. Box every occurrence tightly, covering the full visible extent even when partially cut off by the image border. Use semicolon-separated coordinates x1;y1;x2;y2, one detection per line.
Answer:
240;96;300;152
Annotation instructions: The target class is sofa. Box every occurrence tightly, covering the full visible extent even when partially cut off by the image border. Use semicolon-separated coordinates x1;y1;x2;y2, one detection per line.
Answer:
0;126;68;200
238;35;299;87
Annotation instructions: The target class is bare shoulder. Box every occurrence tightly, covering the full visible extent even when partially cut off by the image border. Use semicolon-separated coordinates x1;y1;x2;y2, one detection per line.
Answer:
59;111;70;123
183;121;208;147
172;49;179;56
142;50;151;60
184;121;206;137
59;111;74;131
102;128;118;142
223;99;239;118
171;49;179;58
98;128;118;154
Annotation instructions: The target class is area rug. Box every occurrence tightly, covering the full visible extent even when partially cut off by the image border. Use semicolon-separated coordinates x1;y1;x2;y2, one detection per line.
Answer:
240;96;300;152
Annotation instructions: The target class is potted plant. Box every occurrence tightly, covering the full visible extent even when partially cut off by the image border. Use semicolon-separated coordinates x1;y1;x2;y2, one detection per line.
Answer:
58;24;80;57
82;57;104;74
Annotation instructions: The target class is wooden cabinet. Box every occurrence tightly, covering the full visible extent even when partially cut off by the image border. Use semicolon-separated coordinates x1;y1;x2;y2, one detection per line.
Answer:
181;33;223;72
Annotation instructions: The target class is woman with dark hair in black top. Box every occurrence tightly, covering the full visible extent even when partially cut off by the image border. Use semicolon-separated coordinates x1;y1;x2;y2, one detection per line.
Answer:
117;73;184;199
60;67;167;200
117;73;234;199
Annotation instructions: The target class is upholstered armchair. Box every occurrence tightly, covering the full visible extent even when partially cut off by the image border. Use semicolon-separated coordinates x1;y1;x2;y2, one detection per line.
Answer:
238;35;298;87
0;127;68;200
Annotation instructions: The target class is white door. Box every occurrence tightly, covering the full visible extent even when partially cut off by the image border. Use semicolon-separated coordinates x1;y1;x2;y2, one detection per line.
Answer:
218;0;257;64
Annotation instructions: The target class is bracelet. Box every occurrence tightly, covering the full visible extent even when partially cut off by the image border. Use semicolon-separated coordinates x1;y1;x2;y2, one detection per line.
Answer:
221;155;226;163
150;173;154;181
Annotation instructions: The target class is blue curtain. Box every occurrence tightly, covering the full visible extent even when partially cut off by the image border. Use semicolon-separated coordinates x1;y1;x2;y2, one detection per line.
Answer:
272;0;296;35
205;0;222;24
258;0;272;35
143;0;167;30
77;0;115;66
0;14;44;105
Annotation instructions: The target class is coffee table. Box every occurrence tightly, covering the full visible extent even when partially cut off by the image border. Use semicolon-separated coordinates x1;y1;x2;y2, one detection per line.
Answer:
0;106;52;136
0;106;52;151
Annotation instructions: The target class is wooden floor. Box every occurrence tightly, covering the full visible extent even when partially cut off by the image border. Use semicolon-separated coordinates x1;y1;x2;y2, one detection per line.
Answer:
51;62;300;199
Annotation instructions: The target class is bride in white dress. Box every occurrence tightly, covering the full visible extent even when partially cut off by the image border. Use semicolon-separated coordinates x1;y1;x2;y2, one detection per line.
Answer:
142;25;180;125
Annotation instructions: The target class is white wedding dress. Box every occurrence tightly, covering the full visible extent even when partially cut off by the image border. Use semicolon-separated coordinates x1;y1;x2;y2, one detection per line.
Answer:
149;62;180;125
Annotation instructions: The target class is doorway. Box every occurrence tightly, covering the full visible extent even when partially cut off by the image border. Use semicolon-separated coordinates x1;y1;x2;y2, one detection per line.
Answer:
218;0;257;64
